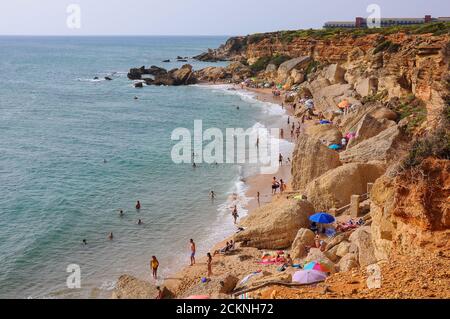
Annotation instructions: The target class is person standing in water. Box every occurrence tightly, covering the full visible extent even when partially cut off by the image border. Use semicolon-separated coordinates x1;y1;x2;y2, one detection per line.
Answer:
210;190;216;201
279;153;283;166
231;205;239;224
207;253;213;277
108;232;114;240
136;201;141;210
189;239;196;266
119;210;124;217
151;256;159;280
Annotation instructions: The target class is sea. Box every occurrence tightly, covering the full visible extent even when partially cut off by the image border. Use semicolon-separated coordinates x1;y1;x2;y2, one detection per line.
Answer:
0;36;292;298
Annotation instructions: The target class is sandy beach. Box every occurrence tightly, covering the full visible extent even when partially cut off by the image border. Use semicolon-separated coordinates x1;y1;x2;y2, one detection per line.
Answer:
161;86;300;298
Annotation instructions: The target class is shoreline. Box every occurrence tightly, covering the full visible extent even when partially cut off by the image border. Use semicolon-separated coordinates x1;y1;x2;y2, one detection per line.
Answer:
160;85;298;299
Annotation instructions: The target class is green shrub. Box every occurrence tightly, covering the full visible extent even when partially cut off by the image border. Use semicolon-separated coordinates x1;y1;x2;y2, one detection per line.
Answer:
403;129;450;169
374;40;393;54
249;56;271;72
270;54;291;67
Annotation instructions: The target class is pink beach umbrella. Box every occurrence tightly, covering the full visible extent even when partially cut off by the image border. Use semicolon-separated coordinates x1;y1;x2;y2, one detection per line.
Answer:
292;270;327;284
186;295;210;299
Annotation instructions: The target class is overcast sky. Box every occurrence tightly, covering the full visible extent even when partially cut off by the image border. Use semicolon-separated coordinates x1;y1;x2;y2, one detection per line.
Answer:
0;0;448;36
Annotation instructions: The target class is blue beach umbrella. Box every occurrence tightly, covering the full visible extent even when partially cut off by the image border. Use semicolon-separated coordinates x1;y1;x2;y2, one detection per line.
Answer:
309;212;335;224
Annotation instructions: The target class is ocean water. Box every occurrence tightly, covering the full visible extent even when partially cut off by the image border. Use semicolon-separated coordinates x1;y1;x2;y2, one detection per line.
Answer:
0;36;291;298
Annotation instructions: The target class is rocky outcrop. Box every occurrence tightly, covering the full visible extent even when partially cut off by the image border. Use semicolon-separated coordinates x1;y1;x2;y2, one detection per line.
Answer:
305;124;343;146
112;275;173;299
194;62;252;83
339;126;408;164
234;198;315;249
371;158;450;261
129;64;197;86
305;163;385;211
277;57;311;84
347;114;396;148
290;228;315;259
291;135;342;191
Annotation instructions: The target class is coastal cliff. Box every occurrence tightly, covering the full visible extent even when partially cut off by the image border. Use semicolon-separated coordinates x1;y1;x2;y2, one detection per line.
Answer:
116;24;449;299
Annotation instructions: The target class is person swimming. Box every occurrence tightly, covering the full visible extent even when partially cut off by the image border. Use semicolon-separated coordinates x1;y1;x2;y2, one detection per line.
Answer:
119;210;124;217
82;239;87;245
137;219;143;225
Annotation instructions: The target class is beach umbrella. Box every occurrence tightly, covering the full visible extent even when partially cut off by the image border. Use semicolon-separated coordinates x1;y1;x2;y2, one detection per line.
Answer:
292;270;327;284
328;144;341;150
309;212;335;224
303;261;331;273
187;295;210;299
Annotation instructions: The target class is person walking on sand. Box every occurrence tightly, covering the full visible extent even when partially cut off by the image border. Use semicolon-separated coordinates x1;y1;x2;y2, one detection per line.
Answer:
280;128;284;139
151;256;159;280
287;117;290;125
279;153;283;166
257;191;260;206
189;239;196;266
207;253;213;277
136;201;141;210
231;205;239;224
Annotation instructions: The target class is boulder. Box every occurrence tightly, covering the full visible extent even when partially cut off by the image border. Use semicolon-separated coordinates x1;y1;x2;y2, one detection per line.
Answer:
218;274;239;294
336;241;351;258
324;245;340;263
305;248;336;273
291;69;305;84
349;226;377;267
339;125;407;164
265;63;277;73
291;135;342;191
305;163;385;211
290;228;316;259
234;198;315;249
347;114;396;149
369;107;398;121
307;81;354;114
195;66;227;82
153;74;175;86
306;124;343;146
277;56;311;83
134;82;144;88
337;253;358;272
112;275;172;299
325;232;351;251
322;64;346;84
170;64;197;85
226;62;252;82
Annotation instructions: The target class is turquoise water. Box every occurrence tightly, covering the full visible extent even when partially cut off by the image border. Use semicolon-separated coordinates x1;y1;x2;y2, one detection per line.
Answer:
0;36;290;298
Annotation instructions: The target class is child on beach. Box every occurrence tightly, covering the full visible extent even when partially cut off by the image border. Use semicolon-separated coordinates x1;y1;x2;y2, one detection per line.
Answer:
151;256;159;280
207;253;213;277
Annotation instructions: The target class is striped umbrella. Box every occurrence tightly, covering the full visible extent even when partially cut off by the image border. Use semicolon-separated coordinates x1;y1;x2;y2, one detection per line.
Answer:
303;261;331;273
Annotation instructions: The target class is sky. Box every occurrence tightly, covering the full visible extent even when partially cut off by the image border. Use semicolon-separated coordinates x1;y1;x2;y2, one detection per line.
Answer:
0;0;448;36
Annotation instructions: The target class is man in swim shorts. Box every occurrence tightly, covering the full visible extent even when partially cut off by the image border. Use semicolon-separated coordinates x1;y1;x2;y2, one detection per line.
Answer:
190;239;196;266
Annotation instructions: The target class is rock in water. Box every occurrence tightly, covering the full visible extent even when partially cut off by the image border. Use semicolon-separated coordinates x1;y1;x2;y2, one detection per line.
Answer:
291;135;342;191
134;82;143;88
234;198;315;249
